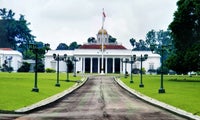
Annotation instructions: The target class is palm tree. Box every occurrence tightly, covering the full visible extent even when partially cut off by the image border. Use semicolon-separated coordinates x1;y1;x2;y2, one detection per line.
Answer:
0;8;7;20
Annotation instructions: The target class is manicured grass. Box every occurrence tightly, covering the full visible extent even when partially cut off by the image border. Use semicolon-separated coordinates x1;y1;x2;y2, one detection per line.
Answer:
120;74;200;116
0;72;81;111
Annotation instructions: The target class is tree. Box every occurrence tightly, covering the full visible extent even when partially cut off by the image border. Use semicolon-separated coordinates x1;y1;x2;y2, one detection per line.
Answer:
0;8;35;51
28;41;49;72
146;30;172;55
0;8;7;20
68;42;80;50
108;35;117;43
130;38;136;48
56;42;81;50
129;38;149;51
146;30;172;47
146;29;156;45
56;43;68;50
167;0;200;73
87;37;96;43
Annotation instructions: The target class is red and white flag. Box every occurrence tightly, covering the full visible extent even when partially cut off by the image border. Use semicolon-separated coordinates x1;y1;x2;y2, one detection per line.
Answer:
102;8;106;29
103;10;106;19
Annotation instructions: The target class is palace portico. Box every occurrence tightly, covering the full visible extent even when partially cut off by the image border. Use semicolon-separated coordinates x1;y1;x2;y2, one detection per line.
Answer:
45;28;160;74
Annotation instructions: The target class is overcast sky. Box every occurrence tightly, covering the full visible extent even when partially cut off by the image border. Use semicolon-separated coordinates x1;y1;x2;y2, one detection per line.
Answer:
0;0;178;50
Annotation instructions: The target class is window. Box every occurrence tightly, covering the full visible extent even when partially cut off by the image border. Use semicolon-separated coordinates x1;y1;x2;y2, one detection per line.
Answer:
149;63;154;70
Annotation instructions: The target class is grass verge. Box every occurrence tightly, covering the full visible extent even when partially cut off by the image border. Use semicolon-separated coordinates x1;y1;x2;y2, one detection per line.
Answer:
120;74;200;116
0;72;81;111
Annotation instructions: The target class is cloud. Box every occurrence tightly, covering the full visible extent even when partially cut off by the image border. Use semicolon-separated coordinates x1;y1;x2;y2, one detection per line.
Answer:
0;0;177;49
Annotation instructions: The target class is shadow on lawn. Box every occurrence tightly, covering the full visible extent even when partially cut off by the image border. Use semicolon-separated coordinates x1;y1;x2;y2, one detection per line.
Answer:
168;79;200;82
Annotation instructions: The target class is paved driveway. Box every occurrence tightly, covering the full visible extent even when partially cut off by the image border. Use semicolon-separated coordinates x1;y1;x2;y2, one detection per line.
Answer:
3;76;186;120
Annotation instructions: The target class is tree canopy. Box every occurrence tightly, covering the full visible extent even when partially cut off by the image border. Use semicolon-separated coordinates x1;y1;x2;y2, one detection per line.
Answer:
130;38;149;51
87;37;96;43
56;43;68;50
108;35;117;43
130;29;171;52
0;8;35;50
56;42;81;50
167;0;200;74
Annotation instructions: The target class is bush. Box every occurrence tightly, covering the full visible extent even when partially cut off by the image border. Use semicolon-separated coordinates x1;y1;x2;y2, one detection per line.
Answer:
132;68;140;74
148;69;157;74
17;62;30;72
141;68;146;74
157;66;169;74
45;68;56;73
37;63;45;72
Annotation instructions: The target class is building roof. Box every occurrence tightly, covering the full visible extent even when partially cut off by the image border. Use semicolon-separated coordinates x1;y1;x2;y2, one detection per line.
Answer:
0;48;22;57
45;50;74;57
0;48;13;50
79;44;127;50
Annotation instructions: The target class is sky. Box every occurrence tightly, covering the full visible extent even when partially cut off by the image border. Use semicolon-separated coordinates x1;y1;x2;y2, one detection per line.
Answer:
0;0;178;50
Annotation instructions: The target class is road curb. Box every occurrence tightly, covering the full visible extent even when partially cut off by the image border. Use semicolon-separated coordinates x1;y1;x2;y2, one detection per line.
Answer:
114;77;200;120
15;77;88;113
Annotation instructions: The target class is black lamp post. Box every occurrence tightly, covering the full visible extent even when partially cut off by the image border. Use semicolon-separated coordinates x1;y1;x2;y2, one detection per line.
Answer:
138;54;148;87
53;54;65;87
72;56;80;77
29;43;50;92
63;54;70;82
121;58;129;78
129;55;136;83
150;44;171;93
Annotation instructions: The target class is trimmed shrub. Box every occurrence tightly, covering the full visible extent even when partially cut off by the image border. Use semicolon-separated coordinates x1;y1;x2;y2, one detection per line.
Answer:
45;68;56;73
17;62;30;72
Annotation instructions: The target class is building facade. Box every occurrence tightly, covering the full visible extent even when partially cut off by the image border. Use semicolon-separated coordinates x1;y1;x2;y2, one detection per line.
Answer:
0;48;22;72
45;28;161;74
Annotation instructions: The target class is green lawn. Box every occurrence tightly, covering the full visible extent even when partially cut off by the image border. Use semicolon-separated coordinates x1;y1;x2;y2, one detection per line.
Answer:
0;72;81;111
120;74;200;116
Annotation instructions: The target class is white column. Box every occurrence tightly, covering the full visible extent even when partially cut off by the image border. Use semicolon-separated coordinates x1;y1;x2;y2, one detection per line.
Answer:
80;57;82;73
82;57;85;73
90;57;93;73
98;57;100;73
120;58;123;74
113;58;115;73
105;57;107;74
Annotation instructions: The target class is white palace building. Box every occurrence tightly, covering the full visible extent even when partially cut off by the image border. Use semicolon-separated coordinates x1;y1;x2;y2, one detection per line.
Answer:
45;28;161;74
0;48;22;72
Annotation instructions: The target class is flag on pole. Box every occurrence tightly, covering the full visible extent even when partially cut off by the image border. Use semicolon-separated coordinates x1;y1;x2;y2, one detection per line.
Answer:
102;8;106;29
103;10;106;19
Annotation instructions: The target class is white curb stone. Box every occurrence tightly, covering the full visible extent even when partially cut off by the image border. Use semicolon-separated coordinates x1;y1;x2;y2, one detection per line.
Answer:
114;77;200;120
15;77;88;113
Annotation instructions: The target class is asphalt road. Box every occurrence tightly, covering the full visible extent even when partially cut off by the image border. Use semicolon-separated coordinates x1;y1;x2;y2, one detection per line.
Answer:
2;76;186;120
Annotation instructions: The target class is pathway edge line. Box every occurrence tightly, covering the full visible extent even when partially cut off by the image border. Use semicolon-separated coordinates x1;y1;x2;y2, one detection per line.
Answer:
15;77;88;113
114;77;200;120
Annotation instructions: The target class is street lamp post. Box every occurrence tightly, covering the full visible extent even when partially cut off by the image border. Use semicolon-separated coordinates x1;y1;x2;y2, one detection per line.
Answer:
121;58;129;78
138;54;148;87
72;56;80;77
53;54;65;87
129;55;136;83
150;44;171;93
29;43;50;92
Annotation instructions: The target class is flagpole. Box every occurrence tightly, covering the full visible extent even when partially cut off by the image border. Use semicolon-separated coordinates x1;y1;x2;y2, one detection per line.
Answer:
101;8;105;74
101;31;104;74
